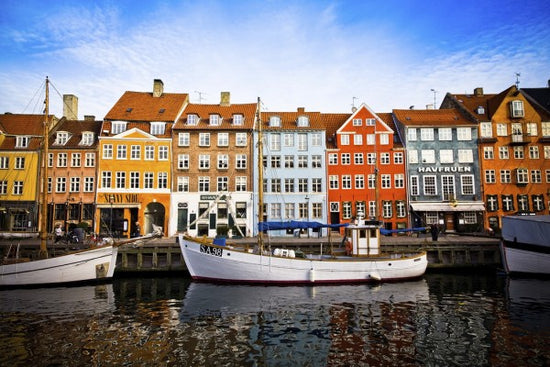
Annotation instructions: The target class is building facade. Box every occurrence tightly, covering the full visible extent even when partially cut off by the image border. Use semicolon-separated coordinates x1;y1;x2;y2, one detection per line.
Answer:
393;109;485;232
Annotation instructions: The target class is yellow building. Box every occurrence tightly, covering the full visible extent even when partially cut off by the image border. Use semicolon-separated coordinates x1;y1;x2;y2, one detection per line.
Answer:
97;80;188;237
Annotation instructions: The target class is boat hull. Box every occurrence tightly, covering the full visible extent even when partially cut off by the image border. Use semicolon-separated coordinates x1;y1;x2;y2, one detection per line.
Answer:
179;236;427;284
0;246;118;287
500;242;550;275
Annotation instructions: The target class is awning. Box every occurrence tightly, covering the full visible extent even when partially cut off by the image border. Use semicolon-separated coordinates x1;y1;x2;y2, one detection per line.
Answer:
410;202;485;212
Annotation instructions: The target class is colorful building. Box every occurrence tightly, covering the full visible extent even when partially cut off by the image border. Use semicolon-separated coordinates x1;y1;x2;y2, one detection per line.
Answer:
171;93;256;238
441;86;550;232
98;80;188;237
393;108;485;232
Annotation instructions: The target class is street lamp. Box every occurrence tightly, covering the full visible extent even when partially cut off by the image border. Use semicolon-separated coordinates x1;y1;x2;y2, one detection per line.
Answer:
305;195;310;238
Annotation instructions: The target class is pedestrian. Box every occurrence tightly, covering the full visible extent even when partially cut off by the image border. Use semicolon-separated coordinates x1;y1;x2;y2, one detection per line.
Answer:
54;225;63;243
430;223;439;241
133;222;141;238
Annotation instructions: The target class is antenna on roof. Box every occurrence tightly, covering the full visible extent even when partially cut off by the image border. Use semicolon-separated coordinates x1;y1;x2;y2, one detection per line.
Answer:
351;96;358;112
194;91;207;103
515;72;521;89
430;89;438;109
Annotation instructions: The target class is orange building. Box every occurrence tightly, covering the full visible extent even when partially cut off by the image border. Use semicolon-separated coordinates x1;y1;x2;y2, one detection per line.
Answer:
97;80;188;237
325;104;408;232
442;86;550;232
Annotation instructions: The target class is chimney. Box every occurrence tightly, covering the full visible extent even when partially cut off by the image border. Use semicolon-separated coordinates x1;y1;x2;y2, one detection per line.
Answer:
220;92;230;106
84;115;95;121
474;87;484;97
297;107;305;113
63;94;78;120
153;79;164;97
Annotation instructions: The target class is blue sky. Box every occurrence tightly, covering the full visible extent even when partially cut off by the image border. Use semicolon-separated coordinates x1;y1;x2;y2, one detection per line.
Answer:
1;0;549;118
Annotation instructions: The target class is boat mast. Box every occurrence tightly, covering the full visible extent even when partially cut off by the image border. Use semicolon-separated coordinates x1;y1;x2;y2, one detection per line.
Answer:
256;97;264;252
39;77;49;258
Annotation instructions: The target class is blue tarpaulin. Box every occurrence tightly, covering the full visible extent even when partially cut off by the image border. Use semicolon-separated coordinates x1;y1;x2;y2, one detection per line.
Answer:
380;227;426;235
258;221;349;231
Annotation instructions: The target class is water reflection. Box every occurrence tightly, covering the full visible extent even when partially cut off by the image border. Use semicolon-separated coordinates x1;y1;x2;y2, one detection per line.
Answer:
0;274;549;366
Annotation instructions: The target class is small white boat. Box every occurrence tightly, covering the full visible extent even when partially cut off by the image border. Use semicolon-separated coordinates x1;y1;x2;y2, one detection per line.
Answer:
179;215;427;284
500;215;550;275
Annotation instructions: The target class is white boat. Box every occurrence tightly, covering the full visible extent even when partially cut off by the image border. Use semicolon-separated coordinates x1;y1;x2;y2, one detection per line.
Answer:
178;98;428;284
500;215;550;275
0;77;162;287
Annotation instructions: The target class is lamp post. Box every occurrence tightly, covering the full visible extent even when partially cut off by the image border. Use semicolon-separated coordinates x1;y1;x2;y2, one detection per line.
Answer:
108;194;114;236
305;195;310;238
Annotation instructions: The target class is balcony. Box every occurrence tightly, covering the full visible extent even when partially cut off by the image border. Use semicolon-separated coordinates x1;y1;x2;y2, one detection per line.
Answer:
509;133;531;145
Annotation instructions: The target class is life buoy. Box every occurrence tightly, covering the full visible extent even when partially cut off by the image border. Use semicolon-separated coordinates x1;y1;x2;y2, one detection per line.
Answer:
345;240;352;256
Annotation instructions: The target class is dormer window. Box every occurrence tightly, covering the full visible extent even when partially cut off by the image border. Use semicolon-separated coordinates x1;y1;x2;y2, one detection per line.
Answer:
80;132;94;145
187;114;198;125
150;122;166;135
366;118;376;126
297;116;309;127
15;136;30;148
55;132;69;145
111;121;127;134
209;114;220;126
233;114;243;126
476;106;485;114
269;116;281;127
510;100;524;118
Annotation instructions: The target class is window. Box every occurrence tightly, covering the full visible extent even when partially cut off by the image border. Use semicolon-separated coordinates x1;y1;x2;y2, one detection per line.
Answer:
102;171;111;188
218;154;229;169
394;152;403;164
312;155;322;168
408;150;418;164
380;134;389;145
407;128;417;141
510;100;524;118
499;146;509;160
394;174;404;188
269;116;281;127
297;116;309;127
367;153;376;165
145;146;154;160
532;195;545;212
329;175;338;189
485;170;496;183
297;134;308;150
298;202;308;219
531;169;542;183
150;122;165;135
84;177;94;192
441;175;455;201
116;172;126;188
380;153;390;164
117;145;127;159
271;155;281;168
0;157;8;169
396;201;406;218
298;155;308;168
199;177;210;192
270;203;281;218
342;175;351;189
368;201;376;218
130;145;141;160
111;121;127;134
480;122;492;138
199;133;210;147
311;133;322;146
328;153;338;165
285;178;295;192
144;172;154;189
353;134;363;145
312;203;322;219
546;146;550;159
178;133;190;146
353;118;362;126
461;175;475;195
1;180;9;194
233;114;243;125
340;135;350;145
217;176;228;191
312;178;322;192
483;147;494;160
55;132;69;145
235;176;247;192
421;150;435;163
69;153;81;167
218;133;229;147
496;123;507;136
439;128;452;141
298;178;308;192
366;134;375;145
236;154;247;169
158;146;168;160
529;146;540;159
381;174;391;189
13;181;23;195
368;174;376;189
342;202;352;219
283;133;294;147
500;170;511;183
463;212;477;224
420;128;434;141
517;194;529;212
502;195;514;212
80;132;93;146
177;177;189;192
270;134;281;150
366;118;375;126
341;153;350;165
15;136;30;148
423;176;437;195
526;123;538;136
199;154;210;169
487;195;498;212
440;149;454;163
382;201;392;218
209;114;220;126
516;168;528;184
355;175;364;189
354;153;364;165
187;114;198;125
513;146;524;159
458;149;473;163
57;153;67;167
236;133;247;146
130;172;140;189
284;155;294;168
56;177;66;192
15;157;25;169
542;122;550;137
457;128;472;140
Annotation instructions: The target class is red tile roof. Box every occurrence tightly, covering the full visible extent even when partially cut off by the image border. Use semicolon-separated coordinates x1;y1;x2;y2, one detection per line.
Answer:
261;108;324;130
104;91;188;122
0;113;56;150
321;113;351;149
49;118;102;149
392;108;474;126
174;103;257;130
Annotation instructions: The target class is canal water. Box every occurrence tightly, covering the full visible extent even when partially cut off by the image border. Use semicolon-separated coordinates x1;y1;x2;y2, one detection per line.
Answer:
1;273;549;366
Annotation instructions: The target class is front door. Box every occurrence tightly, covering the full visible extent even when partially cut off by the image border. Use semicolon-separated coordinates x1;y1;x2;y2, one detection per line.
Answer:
445;213;455;232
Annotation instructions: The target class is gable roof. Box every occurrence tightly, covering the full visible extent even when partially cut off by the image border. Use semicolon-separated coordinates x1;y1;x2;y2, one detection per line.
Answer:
521;87;550;117
0;113;57;150
104;91;188;122
322;113;351;149
173;102;257;130
49;118;103;149
261;108;324;131
393;108;474;127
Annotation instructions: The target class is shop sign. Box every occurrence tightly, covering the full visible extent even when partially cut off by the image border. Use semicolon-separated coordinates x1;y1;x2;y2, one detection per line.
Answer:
101;193;139;204
418;166;472;173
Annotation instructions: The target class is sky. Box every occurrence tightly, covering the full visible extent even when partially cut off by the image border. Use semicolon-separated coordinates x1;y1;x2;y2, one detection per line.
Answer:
1;0;549;119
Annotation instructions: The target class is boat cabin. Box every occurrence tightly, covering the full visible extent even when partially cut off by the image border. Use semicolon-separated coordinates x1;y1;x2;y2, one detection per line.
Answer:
345;215;382;256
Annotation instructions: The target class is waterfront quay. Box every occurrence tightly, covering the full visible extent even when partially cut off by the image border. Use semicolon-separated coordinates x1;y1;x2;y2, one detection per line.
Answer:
0;233;501;273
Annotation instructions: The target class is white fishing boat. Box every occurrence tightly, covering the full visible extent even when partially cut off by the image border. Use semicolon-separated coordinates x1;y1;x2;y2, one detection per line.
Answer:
178;98;428;284
0;77;162;287
500;215;550;275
